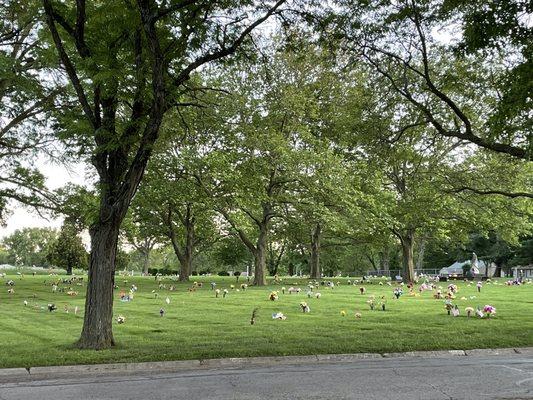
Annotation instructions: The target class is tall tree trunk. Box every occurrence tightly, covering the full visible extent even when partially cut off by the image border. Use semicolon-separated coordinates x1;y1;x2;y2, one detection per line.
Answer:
142;249;150;275
273;242;285;276
78;218;121;349
165;203;196;282
179;219;195;282
365;252;378;272
288;262;295;276
66;264;73;275
399;229;415;282
310;223;321;279
253;223;268;285
379;247;390;272
415;236;426;270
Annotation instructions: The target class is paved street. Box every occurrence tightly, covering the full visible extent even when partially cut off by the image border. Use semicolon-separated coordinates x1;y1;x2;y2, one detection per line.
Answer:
1;354;532;400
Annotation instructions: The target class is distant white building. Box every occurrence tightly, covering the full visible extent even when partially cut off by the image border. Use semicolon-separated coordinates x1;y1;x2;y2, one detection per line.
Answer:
512;265;533;279
439;260;497;278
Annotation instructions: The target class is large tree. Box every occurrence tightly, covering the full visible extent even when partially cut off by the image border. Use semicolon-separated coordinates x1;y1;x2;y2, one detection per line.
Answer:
42;0;287;349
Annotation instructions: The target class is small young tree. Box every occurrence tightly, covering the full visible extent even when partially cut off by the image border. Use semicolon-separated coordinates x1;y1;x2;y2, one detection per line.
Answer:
47;222;88;274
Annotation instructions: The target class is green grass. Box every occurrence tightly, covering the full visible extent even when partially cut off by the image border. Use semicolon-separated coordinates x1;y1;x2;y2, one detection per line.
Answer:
0;274;532;368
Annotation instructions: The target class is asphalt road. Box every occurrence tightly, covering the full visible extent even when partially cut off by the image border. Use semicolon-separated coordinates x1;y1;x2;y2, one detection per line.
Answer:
1;354;532;400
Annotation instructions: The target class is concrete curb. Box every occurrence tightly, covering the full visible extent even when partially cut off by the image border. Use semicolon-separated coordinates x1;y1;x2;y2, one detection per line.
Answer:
29;359;201;378
382;350;466;358
515;347;533;355
1;347;531;383
0;368;29;379
464;348;519;356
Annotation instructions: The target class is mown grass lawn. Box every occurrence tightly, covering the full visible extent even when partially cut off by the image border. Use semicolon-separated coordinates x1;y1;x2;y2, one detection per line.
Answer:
0;274;532;368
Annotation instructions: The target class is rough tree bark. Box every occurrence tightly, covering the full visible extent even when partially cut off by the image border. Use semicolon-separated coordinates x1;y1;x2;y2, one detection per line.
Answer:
379;246;390;273
254;223;268;285
309;223;321;279
398;229;416;282
415;236;426;271
79;215;122;348
288;261;295;276
141;249;150;275
267;241;285;276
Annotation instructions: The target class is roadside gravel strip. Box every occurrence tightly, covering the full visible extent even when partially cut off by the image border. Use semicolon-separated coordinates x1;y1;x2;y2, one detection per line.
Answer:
1;347;531;383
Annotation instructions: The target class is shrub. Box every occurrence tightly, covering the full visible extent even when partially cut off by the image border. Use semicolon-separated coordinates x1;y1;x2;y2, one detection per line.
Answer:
218;271;229;276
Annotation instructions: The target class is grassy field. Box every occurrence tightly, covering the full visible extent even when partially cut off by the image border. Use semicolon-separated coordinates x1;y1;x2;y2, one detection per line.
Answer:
0;273;532;368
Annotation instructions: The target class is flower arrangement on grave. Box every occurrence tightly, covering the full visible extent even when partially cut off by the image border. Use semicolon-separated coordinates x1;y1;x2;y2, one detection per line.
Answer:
447;284;458;294
379;296;386;311
241;284;248;291
367;296;376;310
215;289;221;298
444;299;453;315
354;312;362;319
483;305;496;317
223;289;229;298
47;303;57;312
475;306;484;318
465;307;474;317
269;291;279;301
166;297;170;305
451;305;460;317
7;288;14;294
272;312;286;320
307;290;312;298
159;308;165;317
230;285;235;290
315;292;321;299
117;315;125;324
359;287;366;295
445;291;455;300
393;288;403;299
340;310;346;317
67;291;78;296
299;301;310;313
476;282;482;292
281;287;286;294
